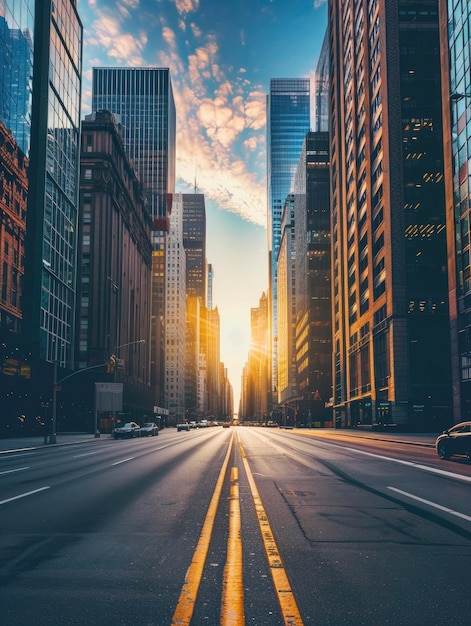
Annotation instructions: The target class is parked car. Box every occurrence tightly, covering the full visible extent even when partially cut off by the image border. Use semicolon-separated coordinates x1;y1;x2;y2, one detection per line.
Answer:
436;422;471;460
177;423;190;432
113;421;141;439
140;422;159;436
189;421;198;429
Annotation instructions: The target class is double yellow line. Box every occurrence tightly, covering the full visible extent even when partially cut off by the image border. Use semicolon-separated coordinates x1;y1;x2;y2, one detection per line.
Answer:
171;431;303;625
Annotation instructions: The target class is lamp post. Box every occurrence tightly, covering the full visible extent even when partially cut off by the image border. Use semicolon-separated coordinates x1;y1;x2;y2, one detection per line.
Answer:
108;339;146;424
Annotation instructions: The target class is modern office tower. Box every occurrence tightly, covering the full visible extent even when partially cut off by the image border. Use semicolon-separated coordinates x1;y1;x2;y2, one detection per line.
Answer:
182;193;207;303
440;1;471;423
330;0;451;429
23;0;82;366
277;194;297;407
92;67;176;408
165;193;187;423
267;78;310;404
294;131;331;425
314;31;330;133
77;111;152;424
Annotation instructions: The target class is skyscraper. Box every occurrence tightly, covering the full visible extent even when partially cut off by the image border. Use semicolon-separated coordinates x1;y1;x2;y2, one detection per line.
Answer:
23;0;82;369
165;193;186;423
440;0;471;422
267;78;310;402
182;193;207;304
1;1;82;434
92;67;176;406
330;0;451;429
294;131;331;425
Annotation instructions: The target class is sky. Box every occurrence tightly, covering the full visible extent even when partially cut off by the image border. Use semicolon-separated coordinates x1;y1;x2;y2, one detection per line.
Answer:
79;0;328;408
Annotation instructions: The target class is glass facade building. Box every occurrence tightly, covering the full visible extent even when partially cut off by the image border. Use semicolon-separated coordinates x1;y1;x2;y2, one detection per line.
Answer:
267;78;310;397
0;0;34;156
441;0;471;422
23;0;82;368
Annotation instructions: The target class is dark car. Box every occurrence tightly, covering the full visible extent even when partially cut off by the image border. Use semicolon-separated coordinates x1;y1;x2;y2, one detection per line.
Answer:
436;422;471;460
177;423;190;431
140;422;159;436
113;421;141;439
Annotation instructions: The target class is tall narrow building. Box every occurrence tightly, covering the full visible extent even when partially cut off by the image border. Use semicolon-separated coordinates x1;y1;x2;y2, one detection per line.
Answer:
92;67;176;408
165;193;186;424
330;0;451;429
267;78;310;405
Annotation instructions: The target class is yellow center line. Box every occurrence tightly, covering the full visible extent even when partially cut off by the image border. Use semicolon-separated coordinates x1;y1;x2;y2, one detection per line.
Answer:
221;467;245;625
237;431;304;626
171;431;234;625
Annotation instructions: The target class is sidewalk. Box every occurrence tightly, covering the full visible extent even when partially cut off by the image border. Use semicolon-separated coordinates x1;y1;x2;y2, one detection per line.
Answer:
0;432;110;453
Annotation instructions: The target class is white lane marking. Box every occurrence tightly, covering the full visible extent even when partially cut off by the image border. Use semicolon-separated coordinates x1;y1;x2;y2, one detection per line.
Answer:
0;466;29;476
0;486;50;505
112;457;135;466
0;450;36;457
73;451;102;458
388;487;471;523
341;445;471;483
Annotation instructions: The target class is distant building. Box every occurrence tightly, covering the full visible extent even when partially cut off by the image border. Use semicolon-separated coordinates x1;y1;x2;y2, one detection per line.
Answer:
330;0;451;429
165;193;187;422
267;78;310;404
314;31;329;134
77;110;152;420
277;194;297;406
182;193;207;304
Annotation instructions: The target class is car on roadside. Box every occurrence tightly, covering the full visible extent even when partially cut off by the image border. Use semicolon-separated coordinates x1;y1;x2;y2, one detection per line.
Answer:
177;423;190;432
189;421;198;429
436;421;471;460
140;422;159;436
113;421;141;439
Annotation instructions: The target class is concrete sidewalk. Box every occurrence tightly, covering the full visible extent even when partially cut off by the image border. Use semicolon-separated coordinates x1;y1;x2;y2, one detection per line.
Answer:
0;432;111;453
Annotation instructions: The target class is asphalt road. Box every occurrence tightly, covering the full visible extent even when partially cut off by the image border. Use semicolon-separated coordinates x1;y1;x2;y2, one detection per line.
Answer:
0;427;470;625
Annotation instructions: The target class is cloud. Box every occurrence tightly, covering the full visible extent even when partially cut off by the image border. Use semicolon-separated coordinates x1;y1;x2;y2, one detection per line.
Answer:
313;0;327;7
90;16;146;64
175;0;200;15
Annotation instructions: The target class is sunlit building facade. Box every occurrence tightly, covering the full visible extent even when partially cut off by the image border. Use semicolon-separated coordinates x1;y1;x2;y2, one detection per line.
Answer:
267;78;310;404
165;193;186;423
330;0;451;429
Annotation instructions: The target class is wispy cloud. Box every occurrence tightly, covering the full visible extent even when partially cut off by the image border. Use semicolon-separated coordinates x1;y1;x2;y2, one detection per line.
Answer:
83;1;267;226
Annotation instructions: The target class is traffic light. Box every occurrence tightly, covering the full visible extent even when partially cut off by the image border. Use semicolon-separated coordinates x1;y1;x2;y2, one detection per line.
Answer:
107;354;117;374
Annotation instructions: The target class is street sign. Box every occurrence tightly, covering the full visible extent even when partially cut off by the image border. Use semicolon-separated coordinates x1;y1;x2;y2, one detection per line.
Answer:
95;382;123;411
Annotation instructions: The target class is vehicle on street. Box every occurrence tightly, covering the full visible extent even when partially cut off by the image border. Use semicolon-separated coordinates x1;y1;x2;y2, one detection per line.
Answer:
140;422;159;436
436;421;471;460
177;423;190;431
113;421;141;439
222;422;231;428
189;421;198;429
